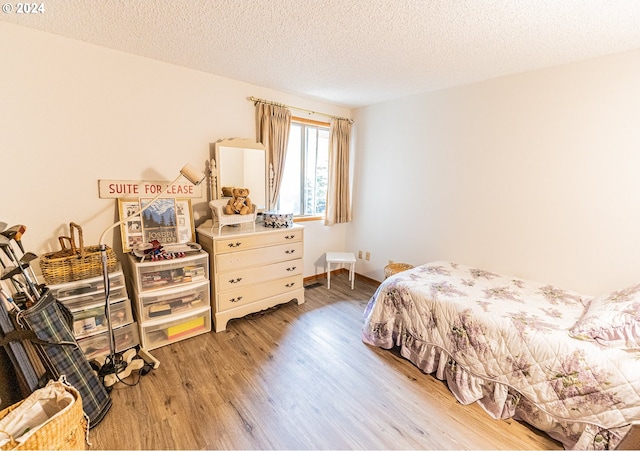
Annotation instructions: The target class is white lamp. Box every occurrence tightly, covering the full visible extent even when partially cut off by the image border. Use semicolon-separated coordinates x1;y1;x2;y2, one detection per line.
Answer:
97;163;205;380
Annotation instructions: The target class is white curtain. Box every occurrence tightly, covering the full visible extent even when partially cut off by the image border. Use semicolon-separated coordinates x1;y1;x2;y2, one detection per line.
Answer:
254;101;291;209
325;118;352;225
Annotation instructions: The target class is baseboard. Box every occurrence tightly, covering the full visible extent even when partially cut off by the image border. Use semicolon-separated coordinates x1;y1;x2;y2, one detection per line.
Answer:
355;273;381;285
303;269;381;286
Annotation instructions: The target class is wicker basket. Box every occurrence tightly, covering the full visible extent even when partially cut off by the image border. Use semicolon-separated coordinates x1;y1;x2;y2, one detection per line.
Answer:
39;222;117;284
0;379;86;450
384;262;415;279
209;199;257;234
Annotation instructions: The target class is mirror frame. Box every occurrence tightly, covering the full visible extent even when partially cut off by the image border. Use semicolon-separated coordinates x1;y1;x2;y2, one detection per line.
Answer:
212;138;271;211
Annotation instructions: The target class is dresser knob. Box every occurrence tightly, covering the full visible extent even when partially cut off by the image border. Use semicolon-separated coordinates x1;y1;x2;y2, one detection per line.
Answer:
286;266;296;272
285;249;295;254
284;235;294;240
230;296;243;303
228;242;242;248
285;282;295;288
229;277;242;284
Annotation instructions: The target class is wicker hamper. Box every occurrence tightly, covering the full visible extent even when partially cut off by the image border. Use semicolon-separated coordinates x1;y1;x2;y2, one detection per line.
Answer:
39;222;117;284
0;379;86;450
383;262;415;279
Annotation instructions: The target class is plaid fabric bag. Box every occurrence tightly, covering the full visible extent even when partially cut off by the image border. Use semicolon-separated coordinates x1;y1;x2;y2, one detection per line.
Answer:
16;288;112;428
0;297;42;394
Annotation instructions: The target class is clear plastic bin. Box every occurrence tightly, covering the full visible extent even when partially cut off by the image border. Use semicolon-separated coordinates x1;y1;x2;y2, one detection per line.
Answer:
71;300;133;339
77;322;140;360
59;286;127;312
140;308;211;350
49;270;126;302
137;280;210;322
130;253;208;293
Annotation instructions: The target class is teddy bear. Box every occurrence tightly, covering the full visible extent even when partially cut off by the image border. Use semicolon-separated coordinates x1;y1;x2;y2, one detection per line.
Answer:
224;187;253;215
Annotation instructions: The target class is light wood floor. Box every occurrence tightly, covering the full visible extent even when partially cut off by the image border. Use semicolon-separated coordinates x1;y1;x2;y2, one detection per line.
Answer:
90;273;562;450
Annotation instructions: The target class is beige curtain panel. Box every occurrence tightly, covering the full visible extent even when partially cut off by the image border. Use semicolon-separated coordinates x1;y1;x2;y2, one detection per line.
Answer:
325;118;352;226
255;101;291;209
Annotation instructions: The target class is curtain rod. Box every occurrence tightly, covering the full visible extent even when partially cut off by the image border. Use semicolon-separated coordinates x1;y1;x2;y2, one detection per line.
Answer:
248;96;353;123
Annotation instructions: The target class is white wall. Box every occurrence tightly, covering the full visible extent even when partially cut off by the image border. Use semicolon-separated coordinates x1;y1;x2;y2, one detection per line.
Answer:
0;22;349;278
5;21;639;296
350;49;640;295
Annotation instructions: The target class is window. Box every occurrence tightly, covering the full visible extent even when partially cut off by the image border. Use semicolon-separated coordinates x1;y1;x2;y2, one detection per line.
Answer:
277;119;330;217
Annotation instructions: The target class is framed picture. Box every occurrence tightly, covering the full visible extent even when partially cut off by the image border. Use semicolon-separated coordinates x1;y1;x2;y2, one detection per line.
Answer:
117;198;195;253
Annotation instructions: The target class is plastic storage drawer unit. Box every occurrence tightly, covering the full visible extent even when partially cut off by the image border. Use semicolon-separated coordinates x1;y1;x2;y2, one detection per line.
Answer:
137;279;210;322
71;300;133;339
77;322;140;360
139;308;211;350
131;253;209;293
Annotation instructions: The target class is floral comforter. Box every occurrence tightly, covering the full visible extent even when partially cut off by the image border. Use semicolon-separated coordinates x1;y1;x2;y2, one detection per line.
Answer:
362;262;640;449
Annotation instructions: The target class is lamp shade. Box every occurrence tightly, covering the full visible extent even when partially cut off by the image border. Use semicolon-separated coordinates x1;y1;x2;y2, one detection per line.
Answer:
180;163;204;186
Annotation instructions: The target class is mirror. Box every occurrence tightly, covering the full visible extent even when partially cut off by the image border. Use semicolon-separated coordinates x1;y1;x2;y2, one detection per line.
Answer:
212;138;269;211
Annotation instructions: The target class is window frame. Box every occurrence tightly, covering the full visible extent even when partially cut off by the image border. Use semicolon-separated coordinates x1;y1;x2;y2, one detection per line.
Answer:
281;116;331;222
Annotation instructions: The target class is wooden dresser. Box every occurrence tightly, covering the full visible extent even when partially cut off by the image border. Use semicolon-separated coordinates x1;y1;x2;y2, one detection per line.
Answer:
196;223;305;332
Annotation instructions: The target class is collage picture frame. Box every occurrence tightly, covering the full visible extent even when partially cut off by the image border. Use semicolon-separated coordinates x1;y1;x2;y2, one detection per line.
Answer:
117;198;195;253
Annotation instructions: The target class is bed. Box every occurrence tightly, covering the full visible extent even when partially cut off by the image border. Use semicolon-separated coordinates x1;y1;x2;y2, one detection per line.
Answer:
361;261;640;450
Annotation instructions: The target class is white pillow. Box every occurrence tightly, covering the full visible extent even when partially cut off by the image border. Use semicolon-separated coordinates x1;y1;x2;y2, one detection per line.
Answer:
569;283;640;349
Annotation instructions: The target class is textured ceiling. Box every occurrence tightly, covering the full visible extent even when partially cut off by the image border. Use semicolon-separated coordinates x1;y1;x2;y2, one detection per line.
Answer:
3;0;640;108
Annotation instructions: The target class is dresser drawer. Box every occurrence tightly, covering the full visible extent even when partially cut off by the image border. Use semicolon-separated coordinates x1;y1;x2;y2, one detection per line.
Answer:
214;228;302;253
130;252;209;293
140;307;211;350
217;274;302;310
216;241;303;272
72;299;133;339
78;322;139;360
216;258;303;292
49;271;126;301
58;285;127;311
137;280;210;322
